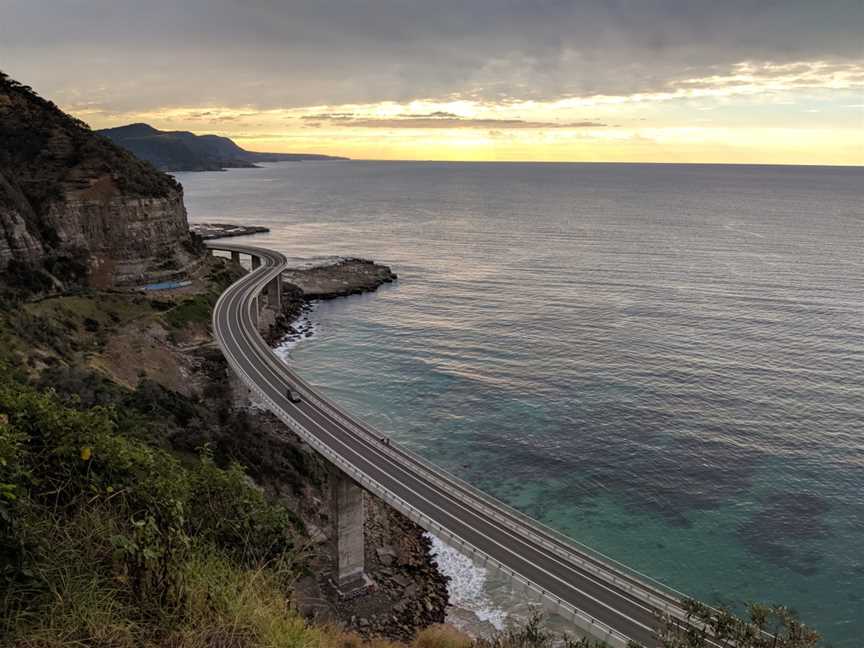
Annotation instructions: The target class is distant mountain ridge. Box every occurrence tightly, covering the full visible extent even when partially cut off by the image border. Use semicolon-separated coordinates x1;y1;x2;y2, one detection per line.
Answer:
97;123;348;172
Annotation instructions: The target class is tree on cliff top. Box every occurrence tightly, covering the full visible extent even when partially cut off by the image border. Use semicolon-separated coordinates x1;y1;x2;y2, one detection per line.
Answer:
0;69;180;209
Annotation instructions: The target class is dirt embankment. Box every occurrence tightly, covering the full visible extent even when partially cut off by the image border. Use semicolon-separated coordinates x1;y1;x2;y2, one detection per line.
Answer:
3;252;448;641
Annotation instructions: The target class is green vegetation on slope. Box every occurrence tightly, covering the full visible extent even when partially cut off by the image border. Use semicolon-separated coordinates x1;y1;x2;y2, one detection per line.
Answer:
164;293;216;330
0;371;614;647
0;371;308;644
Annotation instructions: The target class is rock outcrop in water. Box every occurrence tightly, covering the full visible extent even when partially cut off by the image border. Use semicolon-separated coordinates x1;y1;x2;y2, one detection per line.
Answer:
281;257;398;300
0;71;200;289
261;257;398;345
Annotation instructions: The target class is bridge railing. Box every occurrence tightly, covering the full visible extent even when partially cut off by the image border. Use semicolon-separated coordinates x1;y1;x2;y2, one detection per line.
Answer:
208;248;637;647
218;333;634;648
211;242;726;645
211;241;691;621
285;368;692;617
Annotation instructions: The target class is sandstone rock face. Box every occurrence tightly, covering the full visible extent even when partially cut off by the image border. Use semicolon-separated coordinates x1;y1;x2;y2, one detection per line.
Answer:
0;170;45;265
0;206;45;268
0;71;200;287
40;187;195;287
0;206;45;267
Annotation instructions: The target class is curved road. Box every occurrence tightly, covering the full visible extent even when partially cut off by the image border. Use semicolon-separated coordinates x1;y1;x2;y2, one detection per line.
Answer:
209;242;708;648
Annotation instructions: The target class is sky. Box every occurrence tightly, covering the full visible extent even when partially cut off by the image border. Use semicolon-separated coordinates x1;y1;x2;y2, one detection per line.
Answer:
1;1;862;164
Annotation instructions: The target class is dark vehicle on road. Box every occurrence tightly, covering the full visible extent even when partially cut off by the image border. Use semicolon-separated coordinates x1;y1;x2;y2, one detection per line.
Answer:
287;389;302;404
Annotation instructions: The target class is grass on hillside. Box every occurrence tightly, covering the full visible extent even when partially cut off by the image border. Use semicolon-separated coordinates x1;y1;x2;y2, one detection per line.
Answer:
0;371;310;645
164;293;216;330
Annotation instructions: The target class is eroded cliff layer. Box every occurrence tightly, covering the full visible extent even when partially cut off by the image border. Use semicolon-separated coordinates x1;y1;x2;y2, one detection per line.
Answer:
0;71;199;288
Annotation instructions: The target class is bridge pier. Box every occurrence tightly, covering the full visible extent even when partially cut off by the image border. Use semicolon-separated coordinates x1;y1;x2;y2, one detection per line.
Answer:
251;256;261;270
265;275;281;309
332;470;371;593
231;250;241;264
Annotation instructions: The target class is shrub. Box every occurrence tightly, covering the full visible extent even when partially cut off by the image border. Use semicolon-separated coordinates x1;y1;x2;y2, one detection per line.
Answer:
649;598;822;648
164;294;215;330
1;258;54;295
0;371;305;642
187;447;303;566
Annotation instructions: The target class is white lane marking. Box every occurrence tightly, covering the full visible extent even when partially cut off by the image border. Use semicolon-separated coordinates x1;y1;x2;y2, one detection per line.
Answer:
278;374;663;618
218;286;659;640
216;246;685;611
210;242;726;648
294;382;685;607
281;375;678;613
212;250;672;621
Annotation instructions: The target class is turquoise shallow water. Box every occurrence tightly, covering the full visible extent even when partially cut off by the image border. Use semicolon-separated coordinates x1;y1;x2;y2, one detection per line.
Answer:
177;162;863;646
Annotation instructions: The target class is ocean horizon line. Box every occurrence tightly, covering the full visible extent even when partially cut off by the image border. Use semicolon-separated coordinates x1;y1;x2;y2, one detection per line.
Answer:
258;158;864;169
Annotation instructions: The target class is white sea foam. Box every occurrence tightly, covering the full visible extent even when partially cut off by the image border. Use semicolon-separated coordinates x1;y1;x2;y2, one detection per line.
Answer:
426;533;507;630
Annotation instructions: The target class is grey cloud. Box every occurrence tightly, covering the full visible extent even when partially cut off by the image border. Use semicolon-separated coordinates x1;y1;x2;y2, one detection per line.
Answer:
308;113;608;128
301;113;358;121
0;0;861;113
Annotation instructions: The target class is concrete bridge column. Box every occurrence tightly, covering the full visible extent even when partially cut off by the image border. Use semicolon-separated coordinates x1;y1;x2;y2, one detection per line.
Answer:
332;471;370;592
251;296;259;327
251;256;261;270
231;250;241;264
265;275;281;309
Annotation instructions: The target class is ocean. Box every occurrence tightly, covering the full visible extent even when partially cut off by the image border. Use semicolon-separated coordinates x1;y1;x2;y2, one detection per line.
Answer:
176;161;863;647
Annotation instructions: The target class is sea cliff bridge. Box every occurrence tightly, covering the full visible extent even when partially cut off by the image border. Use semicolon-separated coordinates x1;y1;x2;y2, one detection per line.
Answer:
209;242;707;648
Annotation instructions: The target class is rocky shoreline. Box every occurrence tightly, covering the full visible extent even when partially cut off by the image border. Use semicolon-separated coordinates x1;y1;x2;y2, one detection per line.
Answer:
263;257;397;345
220;404;449;641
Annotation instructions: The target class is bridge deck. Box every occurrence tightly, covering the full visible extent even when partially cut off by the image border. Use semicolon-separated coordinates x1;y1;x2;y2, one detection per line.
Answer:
209;242;716;648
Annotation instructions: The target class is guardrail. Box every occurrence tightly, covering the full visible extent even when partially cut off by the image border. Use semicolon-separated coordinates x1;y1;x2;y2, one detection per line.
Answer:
286;369;690;617
218;330;632;648
215;248;674;593
215;245;689;619
209;242;738;648
209;243;643;646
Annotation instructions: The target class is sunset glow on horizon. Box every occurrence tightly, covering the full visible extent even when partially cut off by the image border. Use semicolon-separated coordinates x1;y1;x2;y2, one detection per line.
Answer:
2;2;862;165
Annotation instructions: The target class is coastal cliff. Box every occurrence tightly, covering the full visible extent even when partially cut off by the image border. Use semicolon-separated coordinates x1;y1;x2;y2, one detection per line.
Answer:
0;69;450;642
0;72;199;288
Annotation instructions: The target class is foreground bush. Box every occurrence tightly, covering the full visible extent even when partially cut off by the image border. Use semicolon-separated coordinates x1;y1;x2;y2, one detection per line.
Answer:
0;372;305;643
644;598;821;648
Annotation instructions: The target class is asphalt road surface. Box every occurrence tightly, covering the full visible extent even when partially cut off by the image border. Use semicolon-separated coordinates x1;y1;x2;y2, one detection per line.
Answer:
209;242;719;648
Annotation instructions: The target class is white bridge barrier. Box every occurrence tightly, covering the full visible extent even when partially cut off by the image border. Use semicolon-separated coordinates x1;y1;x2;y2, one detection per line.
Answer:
208;242;735;648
